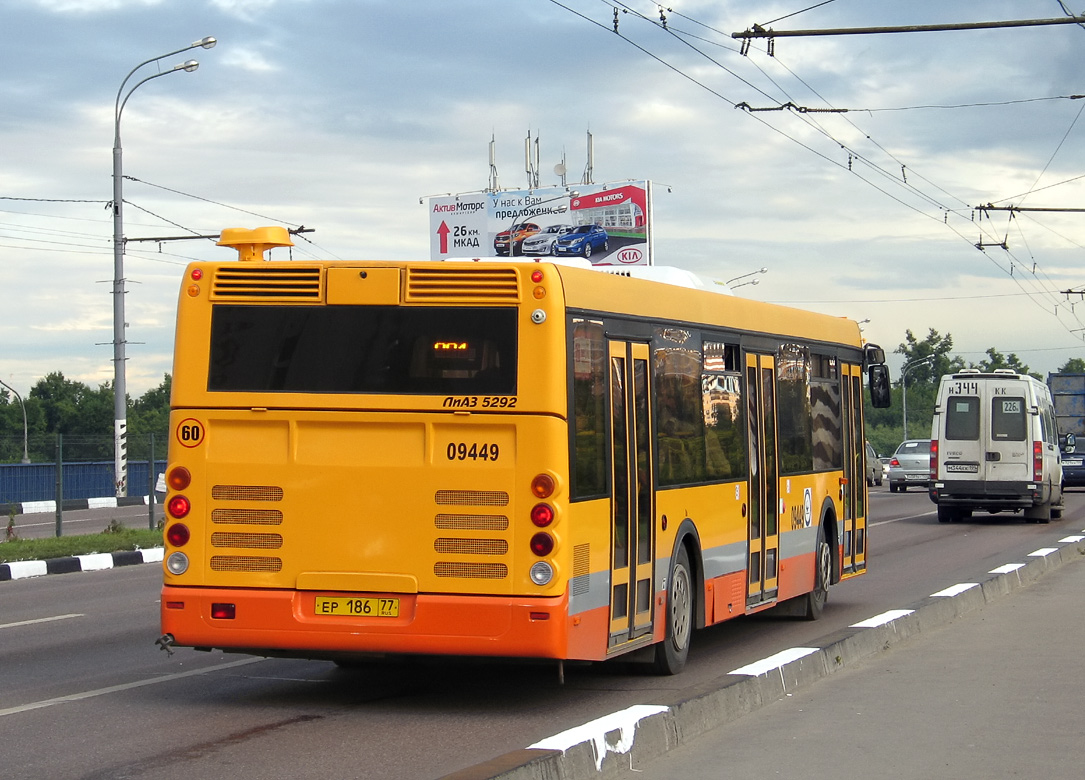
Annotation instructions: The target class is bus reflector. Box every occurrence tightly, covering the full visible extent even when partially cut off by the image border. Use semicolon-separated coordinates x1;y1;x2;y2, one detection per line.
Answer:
168;495;191;519
530;532;554;556
530;503;554;527
167;523;191;547
1034;441;1043;482
531;269;544;283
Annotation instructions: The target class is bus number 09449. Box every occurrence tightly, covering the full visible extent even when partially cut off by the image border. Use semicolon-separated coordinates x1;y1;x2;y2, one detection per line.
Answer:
446;443;500;461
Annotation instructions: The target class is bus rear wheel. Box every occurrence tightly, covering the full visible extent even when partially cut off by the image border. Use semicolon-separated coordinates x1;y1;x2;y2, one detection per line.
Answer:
653;545;692;675
803;531;831;620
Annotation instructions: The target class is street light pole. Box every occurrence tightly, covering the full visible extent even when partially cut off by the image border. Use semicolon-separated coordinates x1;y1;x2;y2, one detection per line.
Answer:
0;378;30;463
111;36;215;497
901;355;934;440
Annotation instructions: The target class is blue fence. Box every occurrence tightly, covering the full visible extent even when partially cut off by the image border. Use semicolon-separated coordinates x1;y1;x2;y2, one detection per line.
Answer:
0;460;167;506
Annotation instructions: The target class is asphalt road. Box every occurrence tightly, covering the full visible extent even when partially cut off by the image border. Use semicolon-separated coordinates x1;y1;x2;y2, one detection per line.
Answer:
10;502;161;541
2;487;1083;779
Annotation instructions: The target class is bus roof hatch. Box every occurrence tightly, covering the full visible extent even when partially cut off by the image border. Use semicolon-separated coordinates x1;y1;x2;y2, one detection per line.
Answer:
216;226;294;262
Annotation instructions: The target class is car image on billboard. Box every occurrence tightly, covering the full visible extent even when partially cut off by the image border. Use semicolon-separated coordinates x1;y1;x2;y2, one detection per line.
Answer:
553;224;609;259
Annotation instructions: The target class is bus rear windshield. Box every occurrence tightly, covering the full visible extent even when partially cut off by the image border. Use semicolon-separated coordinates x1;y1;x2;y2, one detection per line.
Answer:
208;305;518;394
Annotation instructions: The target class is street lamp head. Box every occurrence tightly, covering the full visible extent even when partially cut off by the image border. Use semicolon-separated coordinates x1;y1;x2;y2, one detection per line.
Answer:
195;36;217;49
182;59;199;73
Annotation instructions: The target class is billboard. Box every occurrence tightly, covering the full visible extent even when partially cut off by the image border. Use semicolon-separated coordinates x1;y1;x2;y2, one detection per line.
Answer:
428;181;652;265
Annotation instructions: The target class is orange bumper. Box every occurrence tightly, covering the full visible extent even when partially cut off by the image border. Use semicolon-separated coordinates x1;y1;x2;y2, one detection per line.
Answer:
161;585;583;660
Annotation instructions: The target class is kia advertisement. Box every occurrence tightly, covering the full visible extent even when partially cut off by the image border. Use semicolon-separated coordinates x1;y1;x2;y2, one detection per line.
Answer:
428;181;653;265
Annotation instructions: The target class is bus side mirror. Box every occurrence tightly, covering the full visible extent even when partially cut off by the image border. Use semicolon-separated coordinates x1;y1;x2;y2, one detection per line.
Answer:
1061;432;1077;453
868;364;891;408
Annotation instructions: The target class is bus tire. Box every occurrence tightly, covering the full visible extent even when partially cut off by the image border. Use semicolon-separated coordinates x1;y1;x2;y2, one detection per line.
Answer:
653;545;693;675
802;528;831;620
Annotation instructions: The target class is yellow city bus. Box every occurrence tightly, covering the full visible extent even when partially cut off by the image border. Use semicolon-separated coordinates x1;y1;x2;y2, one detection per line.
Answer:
158;226;891;675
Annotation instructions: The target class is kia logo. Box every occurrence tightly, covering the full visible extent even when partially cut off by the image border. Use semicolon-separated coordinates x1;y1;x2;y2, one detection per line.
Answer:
617;248;642;264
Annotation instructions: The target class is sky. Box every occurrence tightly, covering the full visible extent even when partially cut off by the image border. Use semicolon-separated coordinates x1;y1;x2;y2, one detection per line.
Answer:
3;0;1085;398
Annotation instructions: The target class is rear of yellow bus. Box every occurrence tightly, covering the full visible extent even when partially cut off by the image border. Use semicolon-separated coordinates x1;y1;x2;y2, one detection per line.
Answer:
159;230;580;662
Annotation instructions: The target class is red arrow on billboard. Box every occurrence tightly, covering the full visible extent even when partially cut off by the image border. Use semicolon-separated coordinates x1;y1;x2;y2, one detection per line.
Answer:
437;221;451;254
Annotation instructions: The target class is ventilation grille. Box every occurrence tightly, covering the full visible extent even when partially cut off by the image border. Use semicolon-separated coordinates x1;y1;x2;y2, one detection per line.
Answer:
212;485;284;502
435;490;509;507
211;532;284;550
212;508;283;525
208;484;286;575
210;555;283;572
406;267;520;302
434;562;508;579
211;266;323;300
434;538;508;556
435;513;509;531
571;543;591;597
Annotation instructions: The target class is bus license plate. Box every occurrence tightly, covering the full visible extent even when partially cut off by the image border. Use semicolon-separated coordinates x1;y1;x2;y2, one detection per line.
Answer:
945;463;979;473
314;596;399;618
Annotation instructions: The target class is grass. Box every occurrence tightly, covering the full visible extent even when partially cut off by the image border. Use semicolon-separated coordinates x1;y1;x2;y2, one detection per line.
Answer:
0;527;163;564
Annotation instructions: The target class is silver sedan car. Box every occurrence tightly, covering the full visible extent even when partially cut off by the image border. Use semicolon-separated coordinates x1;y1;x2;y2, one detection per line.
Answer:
521;224;573;256
888;439;931;493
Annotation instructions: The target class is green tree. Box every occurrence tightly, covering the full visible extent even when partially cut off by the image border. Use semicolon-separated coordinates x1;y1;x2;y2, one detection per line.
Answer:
28;372;113;460
128;374;171;459
972;348;1039;379
892;329;962;445
1057;358;1085;373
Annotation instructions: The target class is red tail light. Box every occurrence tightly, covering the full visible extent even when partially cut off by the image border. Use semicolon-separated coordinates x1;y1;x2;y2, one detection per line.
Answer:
168;495;191;519
930;440;939;479
166;523;190;547
530;503;555;527
530;532;554;556
211;603;236;620
1034;441;1043;482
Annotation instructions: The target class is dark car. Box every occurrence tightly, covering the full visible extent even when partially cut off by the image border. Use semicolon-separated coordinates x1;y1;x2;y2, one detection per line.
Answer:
1061;433;1085;487
553;224;608;259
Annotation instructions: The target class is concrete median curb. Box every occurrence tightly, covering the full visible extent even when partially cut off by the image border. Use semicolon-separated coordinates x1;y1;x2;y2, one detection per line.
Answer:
442;537;1085;780
0;547;164;582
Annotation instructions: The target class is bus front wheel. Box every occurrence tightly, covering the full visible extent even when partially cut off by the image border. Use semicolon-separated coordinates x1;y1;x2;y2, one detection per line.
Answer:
653;545;693;675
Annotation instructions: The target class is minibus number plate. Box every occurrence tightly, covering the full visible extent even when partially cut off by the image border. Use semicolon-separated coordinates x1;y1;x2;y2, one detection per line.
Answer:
314;596;400;618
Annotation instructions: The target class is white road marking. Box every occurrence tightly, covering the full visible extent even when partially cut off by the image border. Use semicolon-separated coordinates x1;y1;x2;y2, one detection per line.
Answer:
1029;547;1059;557
0;657;264;718
529;704;669;771
729;647;819;676
0;613;84;630
990;563;1026;574
850;609;914;628
930;583;979;598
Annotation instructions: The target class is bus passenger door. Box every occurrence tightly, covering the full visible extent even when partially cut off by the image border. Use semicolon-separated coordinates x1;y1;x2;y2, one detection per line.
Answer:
841;364;867;575
746;353;779;606
607;340;655;650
